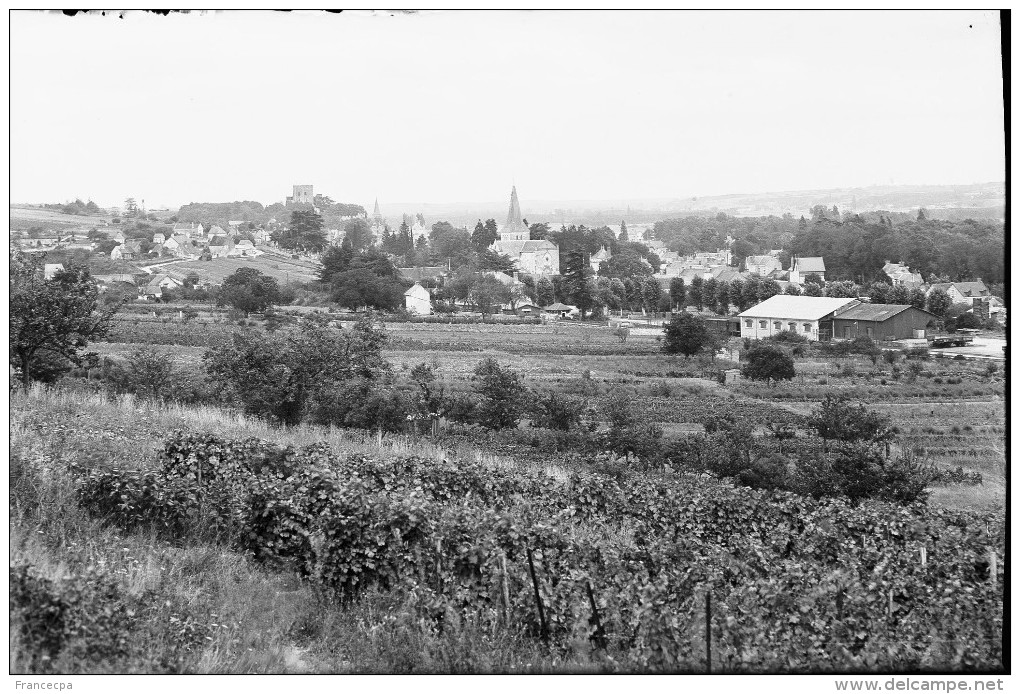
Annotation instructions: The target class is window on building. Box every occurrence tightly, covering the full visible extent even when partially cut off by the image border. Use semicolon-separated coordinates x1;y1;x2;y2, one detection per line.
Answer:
745;319;752;328
774;321;782;330
866;327;874;338
803;323;812;332
789;322;796;331
759;320;766;328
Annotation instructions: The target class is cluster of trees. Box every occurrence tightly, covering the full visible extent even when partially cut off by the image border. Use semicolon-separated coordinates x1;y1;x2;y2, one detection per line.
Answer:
317;245;407;311
652;211;1004;287
59;198;101;216
177;197;366;232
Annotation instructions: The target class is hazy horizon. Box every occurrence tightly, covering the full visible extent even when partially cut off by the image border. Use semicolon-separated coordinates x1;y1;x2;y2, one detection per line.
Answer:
11;10;1005;210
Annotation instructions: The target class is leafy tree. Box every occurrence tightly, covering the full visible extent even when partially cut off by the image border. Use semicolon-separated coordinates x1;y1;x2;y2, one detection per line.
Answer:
908;287;927;310
529;391;585;431
867;281;892;304
784;283;802;296
802;273;825;296
688;275;705;311
619;220;629;242
216;267;281;314
274;210;326;252
887;284;912;305
662;312;710;358
741;343;795;383
471;219;498;251
807;395;895;453
342;218;373;251
470;357;527;430
536;277;556;306
318;243;356;283
702;277;718;313
469;275;512;317
917;208;927;221
10;252;116;390
599;249;653;279
926;288;953;318
715;280;731;313
330;269;405;311
824;280;859;298
669;277;686;311
204;317;388;426
477;249;517;273
641;278;662;312
563;250;595;318
529;222;551;240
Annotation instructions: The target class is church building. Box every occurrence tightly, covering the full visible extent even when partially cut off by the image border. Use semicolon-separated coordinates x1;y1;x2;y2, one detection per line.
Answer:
489;186;559;276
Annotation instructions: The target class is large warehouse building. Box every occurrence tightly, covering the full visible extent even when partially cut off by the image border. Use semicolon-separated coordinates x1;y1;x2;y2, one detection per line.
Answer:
831;303;935;341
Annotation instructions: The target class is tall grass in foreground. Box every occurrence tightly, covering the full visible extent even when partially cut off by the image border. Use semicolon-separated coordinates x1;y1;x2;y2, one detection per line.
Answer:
9;385;586;673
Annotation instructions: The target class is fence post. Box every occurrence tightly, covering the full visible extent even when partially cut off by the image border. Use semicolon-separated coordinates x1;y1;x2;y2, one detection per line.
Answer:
705;590;712;674
500;552;511;625
585;580;607;650
526;547;549;644
989;548;997;591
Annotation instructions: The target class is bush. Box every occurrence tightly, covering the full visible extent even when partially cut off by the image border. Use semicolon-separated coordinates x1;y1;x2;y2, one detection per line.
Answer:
469;357;527;430
768;329;807;344
742;344;795;382
529;391;586;431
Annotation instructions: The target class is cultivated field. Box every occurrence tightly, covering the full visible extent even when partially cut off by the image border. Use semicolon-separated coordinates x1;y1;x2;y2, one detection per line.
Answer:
166;253;321;285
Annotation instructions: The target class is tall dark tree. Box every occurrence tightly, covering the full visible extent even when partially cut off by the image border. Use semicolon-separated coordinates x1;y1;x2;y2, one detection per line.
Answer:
715;281;731;314
274;210;326;252
702;277;719;314
536;277;556;306
471;220;497;251
619;220;629;242
10;252;117;390
689;275;705;311
529;222;551;240
669;277;686;311
641;278;662;312
926;288;952;318
563;249;596;319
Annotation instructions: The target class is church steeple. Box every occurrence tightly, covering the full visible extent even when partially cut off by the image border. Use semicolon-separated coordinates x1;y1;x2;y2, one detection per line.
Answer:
500;185;530;241
373;198;381;217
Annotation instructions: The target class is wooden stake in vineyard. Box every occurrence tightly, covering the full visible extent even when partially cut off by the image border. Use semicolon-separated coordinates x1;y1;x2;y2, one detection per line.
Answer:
705;590;712;674
585;580;607;650
526;547;549;644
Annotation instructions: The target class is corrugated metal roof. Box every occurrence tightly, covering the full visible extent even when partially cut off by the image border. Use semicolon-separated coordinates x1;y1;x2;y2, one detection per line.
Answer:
738;295;858;320
832;303;920;322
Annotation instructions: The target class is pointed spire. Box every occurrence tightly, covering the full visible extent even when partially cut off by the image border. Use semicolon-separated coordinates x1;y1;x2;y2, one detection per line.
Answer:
502;185;529;239
373;198;381;217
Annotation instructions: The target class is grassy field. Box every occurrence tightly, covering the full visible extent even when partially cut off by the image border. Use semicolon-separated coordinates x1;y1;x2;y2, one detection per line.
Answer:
10;205;114;230
166;253;321;285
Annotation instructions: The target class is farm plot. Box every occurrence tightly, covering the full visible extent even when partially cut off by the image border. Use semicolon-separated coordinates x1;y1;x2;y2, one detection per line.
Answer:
172;254;320;285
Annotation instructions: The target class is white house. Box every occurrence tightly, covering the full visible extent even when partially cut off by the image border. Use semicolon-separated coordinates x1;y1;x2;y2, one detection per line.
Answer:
788;256;826;285
404;282;433;316
738;295;859;342
745;255;783;277
926;281;991;306
882;261;924;287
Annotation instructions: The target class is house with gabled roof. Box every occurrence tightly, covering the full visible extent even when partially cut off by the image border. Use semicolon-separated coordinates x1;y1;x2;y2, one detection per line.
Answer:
738;295;859;341
172;222;203;237
403;282;433;316
590;246;612;273
882;261;924;287
788;256;826;284
831;303;935;341
745;255;782;277
925;280;991;307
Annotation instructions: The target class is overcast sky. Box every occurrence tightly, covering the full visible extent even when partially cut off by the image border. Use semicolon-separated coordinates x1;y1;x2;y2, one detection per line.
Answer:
10;10;1005;210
